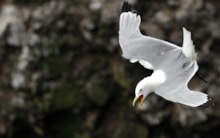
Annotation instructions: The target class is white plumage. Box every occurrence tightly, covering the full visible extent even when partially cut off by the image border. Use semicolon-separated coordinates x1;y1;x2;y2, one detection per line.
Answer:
119;3;208;107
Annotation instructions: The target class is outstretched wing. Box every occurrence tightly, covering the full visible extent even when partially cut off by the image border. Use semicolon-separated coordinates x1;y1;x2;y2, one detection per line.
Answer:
119;11;181;70
130;59;153;70
157;87;208;107
155;61;208;107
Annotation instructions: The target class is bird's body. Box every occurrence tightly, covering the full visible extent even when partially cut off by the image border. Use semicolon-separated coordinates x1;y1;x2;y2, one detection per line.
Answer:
119;2;208;107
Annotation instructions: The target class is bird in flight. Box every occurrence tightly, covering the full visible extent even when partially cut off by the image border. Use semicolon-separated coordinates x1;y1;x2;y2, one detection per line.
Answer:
119;2;208;107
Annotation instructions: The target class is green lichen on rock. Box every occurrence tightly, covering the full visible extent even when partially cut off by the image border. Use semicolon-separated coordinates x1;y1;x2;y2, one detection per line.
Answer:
113;121;148;138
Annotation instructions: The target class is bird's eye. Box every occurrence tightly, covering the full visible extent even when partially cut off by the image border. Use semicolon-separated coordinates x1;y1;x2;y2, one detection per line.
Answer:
138;89;143;94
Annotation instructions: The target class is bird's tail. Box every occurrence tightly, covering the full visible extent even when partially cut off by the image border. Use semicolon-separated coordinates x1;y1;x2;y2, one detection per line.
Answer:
182;27;197;61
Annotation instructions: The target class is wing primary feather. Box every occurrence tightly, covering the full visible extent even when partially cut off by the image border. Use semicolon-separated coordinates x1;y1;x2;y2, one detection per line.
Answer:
119;12;141;39
176;91;208;107
121;2;132;13
196;72;208;83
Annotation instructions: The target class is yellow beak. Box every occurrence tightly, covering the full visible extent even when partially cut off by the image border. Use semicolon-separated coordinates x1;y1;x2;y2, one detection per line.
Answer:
132;95;144;107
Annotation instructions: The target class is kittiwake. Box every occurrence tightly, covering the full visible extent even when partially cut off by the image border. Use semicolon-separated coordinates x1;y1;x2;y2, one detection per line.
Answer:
119;2;208;107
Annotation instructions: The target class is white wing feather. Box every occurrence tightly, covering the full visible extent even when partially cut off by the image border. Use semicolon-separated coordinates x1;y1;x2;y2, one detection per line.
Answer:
155;62;208;107
130;59;153;70
119;12;181;70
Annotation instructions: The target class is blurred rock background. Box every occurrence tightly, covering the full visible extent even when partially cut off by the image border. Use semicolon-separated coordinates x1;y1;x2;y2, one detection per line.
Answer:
0;0;219;138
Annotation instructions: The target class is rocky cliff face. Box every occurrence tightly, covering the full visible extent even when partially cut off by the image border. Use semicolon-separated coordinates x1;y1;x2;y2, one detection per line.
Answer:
0;0;219;138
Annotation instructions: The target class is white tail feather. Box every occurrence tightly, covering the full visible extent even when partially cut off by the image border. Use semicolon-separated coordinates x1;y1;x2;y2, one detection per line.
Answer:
182;27;197;60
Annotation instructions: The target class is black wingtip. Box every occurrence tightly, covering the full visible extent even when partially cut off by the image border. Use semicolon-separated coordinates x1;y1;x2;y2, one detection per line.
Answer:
196;72;208;84
121;1;132;13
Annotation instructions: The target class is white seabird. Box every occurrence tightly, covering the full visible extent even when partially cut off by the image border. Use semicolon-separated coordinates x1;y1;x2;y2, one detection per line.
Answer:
119;2;208;107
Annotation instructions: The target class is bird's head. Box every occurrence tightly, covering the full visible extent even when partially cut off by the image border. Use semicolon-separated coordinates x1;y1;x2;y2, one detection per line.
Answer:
132;77;152;108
